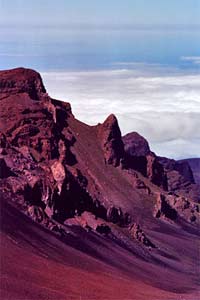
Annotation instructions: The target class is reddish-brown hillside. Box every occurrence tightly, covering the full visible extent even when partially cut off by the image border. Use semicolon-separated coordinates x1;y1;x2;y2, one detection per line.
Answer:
0;68;199;300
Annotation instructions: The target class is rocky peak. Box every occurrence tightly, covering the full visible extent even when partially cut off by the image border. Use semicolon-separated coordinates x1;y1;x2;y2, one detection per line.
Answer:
0;67;46;100
98;114;124;167
123;132;167;190
100;114;121;138
123;132;151;157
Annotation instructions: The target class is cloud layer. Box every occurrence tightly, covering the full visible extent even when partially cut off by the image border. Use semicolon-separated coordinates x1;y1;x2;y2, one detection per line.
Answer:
41;67;200;159
181;56;200;65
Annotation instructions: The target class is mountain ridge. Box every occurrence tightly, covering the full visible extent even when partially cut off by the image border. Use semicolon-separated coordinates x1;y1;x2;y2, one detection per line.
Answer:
0;67;199;300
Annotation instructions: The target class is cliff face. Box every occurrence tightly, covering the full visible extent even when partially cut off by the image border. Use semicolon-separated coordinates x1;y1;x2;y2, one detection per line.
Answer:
179;158;200;185
0;68;199;300
0;67;199;231
123;132;200;202
158;156;200;202
0;68;46;100
122;132;168;190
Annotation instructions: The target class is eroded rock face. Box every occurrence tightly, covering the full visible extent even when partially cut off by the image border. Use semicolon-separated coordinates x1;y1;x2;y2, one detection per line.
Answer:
0;67;199;258
180;158;200;185
166;194;199;224
123;132;150;157
123;132;199;200
65;211;111;235
130;223;156;248
51;161;66;194
146;154;168;190
107;206;131;226
123;132;167;190
28;205;49;225
0;67;46;100
154;192;200;223
158;157;195;187
158;156;200;202
98;114;124;167
154;193;177;220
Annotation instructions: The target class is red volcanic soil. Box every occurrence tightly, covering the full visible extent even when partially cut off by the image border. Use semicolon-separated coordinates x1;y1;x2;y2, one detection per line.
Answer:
0;68;200;300
1;199;199;300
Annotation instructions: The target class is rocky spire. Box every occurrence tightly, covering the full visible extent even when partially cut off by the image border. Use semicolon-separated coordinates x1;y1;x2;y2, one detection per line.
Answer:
98;114;124;167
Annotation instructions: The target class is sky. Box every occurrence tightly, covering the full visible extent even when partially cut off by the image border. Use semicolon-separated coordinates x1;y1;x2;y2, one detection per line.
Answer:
0;1;200;159
0;0;200;27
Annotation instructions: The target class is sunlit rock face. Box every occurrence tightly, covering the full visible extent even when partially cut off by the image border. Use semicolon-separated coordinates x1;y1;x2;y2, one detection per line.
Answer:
98;114;125;167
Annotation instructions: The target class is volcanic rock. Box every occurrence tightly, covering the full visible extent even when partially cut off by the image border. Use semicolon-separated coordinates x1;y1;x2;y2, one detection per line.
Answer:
154;193;177;220
0;158;13;178
106;206;131;226
1;68;200;300
98;114;124;167
123;132;167;190
158;156;200;202
0;67;46;100
123;132;151;157
51;160;66;194
179;158;200;185
130;223;156;248
66;211;111;235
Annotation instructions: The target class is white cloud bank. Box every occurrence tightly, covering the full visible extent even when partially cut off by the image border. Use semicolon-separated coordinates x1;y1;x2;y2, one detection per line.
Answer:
41;67;200;159
181;56;200;65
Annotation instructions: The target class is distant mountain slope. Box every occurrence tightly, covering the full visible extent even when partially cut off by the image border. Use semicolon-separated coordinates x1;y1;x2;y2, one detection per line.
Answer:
179;158;200;185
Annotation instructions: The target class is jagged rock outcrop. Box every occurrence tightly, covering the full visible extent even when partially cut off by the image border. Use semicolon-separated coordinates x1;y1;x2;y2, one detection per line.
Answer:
98;114;124;167
180;158;200;185
122;132;200;202
0;67;46;100
106;206;131;226
158;157;195;187
158;156;200;202
0;67;199;260
1;68;200;300
130;223;156;248
51;161;66;194
123;132;168;190
146;153;168;189
154;192;199;224
154;193;177;220
123;132;151;156
65;211;111;234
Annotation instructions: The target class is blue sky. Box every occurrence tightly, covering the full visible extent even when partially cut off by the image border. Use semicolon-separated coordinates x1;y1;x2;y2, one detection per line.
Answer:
0;0;200;27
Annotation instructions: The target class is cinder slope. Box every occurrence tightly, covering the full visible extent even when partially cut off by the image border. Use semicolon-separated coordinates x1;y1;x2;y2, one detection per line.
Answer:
1;196;199;300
